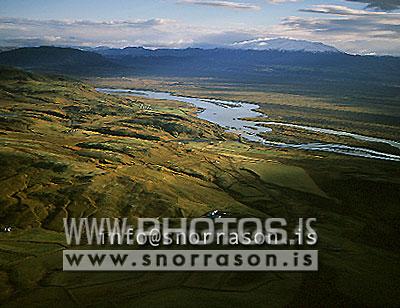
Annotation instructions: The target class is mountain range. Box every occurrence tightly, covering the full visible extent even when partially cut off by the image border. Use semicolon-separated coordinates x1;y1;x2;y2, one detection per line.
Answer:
231;38;340;53
0;39;399;99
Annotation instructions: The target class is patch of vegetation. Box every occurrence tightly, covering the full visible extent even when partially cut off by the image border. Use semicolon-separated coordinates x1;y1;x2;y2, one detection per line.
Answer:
91;127;161;141
124;117;196;136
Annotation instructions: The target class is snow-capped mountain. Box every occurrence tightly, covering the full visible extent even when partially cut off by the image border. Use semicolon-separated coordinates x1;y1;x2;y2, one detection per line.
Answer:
232;38;340;53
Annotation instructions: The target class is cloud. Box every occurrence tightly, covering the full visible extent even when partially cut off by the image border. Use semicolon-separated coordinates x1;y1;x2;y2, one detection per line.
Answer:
191;30;256;47
1;10;400;55
0;16;257;49
345;0;400;11
296;5;400;31
0;16;185;48
177;0;260;10
0;17;172;28
268;0;300;4
299;4;388;15
281;15;400;39
275;4;400;54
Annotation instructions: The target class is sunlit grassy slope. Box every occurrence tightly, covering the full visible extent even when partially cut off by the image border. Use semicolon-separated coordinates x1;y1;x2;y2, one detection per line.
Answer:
0;67;399;307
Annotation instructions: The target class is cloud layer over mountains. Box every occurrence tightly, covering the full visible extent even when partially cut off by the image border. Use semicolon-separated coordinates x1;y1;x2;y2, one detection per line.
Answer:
0;1;399;55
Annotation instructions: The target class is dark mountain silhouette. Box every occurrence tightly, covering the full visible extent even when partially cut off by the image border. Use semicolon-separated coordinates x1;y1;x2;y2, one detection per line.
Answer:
0;46;122;75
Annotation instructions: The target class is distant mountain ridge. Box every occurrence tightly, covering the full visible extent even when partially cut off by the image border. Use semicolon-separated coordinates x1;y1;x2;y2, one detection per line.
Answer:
0;46;121;75
84;38;340;55
231;38;340;53
89;46;399;82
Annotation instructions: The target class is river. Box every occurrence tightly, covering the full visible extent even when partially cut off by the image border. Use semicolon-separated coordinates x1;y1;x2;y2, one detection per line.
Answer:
97;88;400;162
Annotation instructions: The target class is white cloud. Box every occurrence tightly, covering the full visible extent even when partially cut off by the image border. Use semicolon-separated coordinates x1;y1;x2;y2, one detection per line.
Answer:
273;4;400;55
0;17;183;48
0;17;173;28
177;0;260;10
300;4;396;16
0;8;400;55
294;5;400;37
268;0;300;4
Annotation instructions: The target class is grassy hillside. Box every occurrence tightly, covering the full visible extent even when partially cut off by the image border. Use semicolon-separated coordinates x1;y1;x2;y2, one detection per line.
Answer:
0;67;399;306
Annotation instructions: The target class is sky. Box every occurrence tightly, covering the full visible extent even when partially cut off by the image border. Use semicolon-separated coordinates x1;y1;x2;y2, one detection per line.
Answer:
0;0;399;55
